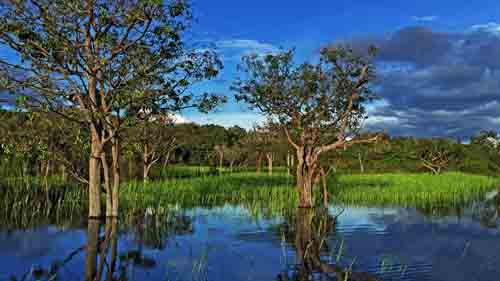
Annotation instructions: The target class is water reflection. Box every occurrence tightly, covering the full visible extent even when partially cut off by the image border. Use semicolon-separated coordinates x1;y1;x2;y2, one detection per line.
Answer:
278;208;379;281
85;218;119;281
5;197;500;281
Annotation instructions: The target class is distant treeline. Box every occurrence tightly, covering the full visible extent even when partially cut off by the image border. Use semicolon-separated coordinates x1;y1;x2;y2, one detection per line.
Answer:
0;110;498;182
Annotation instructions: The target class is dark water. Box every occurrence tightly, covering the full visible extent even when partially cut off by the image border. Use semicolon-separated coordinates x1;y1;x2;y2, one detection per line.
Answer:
2;197;500;281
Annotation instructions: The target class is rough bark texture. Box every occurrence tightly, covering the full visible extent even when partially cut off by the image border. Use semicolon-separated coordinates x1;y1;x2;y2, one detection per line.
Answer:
296;150;315;208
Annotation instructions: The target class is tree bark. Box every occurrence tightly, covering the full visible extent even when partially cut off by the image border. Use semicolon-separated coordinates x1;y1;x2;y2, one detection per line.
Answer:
265;152;273;176
111;138;120;217
296;150;315;208
89;127;102;218
143;164;152;184
256;152;263;174
101;151;113;217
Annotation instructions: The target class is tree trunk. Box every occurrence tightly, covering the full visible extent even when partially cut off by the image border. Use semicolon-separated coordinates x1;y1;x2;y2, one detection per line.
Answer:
266;152;273;176
256;153;263;174
143;143;151;184
287;152;293;176
111;138;120;217
101;152;112;217
143;164;152;184
358;151;365;173
89;128;102;218
218;152;224;170
296;153;315;208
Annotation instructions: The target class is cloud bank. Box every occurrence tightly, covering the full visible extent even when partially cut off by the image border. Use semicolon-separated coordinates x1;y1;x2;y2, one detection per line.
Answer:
345;24;500;138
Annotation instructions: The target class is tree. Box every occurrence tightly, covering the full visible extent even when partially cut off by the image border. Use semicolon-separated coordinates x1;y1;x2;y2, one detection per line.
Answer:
127;113;179;183
0;0;223;217
233;46;378;207
415;139;458;175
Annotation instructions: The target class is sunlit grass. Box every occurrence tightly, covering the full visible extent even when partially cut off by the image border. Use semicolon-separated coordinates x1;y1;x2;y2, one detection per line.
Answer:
333;172;500;208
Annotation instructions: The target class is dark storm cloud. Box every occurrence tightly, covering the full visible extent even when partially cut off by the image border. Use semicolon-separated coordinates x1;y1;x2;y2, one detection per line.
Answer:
377;27;454;67
346;25;500;138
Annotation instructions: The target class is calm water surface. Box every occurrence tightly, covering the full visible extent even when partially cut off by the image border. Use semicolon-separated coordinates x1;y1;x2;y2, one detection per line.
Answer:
1;198;500;281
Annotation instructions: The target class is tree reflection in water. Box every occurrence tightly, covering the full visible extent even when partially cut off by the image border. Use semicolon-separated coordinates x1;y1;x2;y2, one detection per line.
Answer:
278;208;379;281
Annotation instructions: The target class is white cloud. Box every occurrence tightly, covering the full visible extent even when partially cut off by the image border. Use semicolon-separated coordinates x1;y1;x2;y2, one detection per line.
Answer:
215;39;279;61
412;15;438;22
216;39;278;53
470;22;500;35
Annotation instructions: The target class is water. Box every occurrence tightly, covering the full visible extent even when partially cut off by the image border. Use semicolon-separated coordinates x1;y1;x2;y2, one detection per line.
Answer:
2;199;500;281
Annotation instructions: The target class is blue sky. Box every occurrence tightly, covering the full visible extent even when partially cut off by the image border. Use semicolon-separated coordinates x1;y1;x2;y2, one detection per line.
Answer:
181;0;500;138
2;1;500;138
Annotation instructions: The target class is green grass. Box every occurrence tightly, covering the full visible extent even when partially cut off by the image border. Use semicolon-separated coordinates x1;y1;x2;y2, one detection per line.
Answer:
333;172;500;208
1;169;498;228
120;172;297;219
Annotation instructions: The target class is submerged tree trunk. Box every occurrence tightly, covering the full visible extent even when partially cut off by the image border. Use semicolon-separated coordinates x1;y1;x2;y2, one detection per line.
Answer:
85;219;100;281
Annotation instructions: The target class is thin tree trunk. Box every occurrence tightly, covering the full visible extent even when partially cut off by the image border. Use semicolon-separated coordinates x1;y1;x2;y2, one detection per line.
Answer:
143;164;152;184
266;152;273;176
101;151;112;217
218;152;224;170
89;128;102;218
358;151;365;173
286;153;290;176
143;143;150;184
256;153;263;174
111;138;120;217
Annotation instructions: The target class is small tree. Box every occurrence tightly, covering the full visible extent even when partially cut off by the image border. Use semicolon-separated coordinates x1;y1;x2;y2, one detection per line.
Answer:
233;46;378;208
126;113;179;183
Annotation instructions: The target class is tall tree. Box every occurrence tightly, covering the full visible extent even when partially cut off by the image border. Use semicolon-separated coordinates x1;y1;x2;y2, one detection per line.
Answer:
233;46;378;207
0;0;223;217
